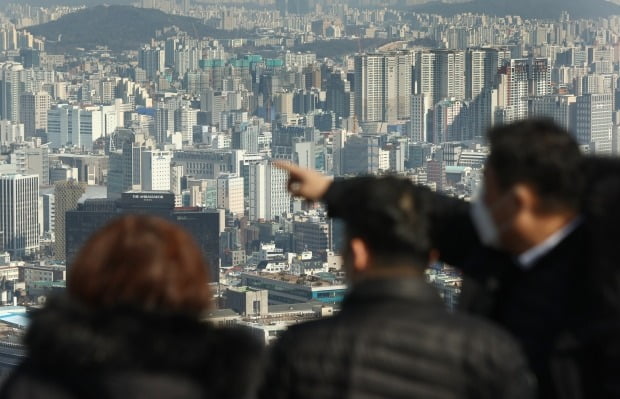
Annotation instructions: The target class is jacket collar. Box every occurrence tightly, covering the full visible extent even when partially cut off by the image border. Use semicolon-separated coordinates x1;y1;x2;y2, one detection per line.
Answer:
343;277;445;309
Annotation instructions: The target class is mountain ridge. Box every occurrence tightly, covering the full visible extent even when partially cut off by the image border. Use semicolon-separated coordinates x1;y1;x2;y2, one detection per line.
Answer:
25;5;248;52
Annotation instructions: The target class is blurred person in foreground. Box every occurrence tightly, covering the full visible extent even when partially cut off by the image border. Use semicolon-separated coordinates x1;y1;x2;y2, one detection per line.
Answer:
259;176;535;399
276;119;618;399
0;215;263;399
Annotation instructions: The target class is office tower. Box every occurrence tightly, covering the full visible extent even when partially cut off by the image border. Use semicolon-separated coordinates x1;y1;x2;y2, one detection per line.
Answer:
172;150;235;179
528;95;577;131
217;174;244;216
0;120;24;146
19;91;50;137
141;149;172;191
53;180;85;261
47;105;105;151
0;62;25;122
354;51;413;123
107;142;142;200
342;134;380;175
249;161;290;221
410;94;432;142
576;93;613;154
0;174;39;258
41;193;55;234
66;193;223;282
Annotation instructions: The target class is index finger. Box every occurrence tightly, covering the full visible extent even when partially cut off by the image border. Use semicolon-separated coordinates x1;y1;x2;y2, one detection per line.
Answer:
272;160;303;175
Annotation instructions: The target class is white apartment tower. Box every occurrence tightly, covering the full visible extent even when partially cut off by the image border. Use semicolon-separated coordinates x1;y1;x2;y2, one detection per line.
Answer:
354;51;414;123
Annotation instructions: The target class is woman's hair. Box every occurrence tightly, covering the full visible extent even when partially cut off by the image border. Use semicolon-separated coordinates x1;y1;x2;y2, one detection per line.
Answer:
68;215;212;314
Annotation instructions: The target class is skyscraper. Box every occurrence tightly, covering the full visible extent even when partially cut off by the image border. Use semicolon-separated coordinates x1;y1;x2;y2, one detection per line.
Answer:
53;179;85;261
415;50;466;106
466;48;510;100
0;173;39;258
576;93;613;154
141;149;172;191
0;62;25;123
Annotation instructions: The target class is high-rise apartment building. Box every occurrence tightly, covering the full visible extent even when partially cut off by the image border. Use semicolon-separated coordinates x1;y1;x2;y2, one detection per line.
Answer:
497;58;551;122
415;50;466;106
0;62;25;123
138;46;165;81
466;48;510;100
409;93;432;142
0;173;39;258
19;91;50;137
354;51;413;123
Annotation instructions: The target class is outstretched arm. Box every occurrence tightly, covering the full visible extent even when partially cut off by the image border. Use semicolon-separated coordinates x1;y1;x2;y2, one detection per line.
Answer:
273;161;481;267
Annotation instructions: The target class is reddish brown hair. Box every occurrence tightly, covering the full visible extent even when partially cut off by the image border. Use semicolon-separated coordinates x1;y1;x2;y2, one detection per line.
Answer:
68;215;212;314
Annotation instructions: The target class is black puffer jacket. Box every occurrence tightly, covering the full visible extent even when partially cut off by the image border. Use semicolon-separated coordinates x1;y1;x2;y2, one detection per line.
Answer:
259;278;536;399
0;296;264;399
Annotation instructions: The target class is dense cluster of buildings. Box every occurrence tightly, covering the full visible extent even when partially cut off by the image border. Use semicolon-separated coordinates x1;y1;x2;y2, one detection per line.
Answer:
1;0;618;357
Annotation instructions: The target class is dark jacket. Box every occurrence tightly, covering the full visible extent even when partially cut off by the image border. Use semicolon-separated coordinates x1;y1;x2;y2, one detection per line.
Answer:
0;296;264;399
324;175;618;399
259;278;536;399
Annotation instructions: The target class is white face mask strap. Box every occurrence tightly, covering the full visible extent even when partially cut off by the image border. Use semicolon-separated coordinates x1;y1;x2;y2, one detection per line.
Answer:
470;185;501;248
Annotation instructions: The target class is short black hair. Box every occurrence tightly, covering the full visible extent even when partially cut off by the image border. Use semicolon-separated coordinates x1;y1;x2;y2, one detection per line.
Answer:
487;118;584;211
340;176;433;267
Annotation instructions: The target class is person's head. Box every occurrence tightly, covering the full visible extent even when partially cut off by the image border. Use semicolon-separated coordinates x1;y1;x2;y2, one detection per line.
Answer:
68;215;212;315
473;118;584;253
339;176;434;282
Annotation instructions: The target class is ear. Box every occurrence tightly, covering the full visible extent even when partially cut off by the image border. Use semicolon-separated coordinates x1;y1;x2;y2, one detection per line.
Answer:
513;183;537;212
350;238;370;273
